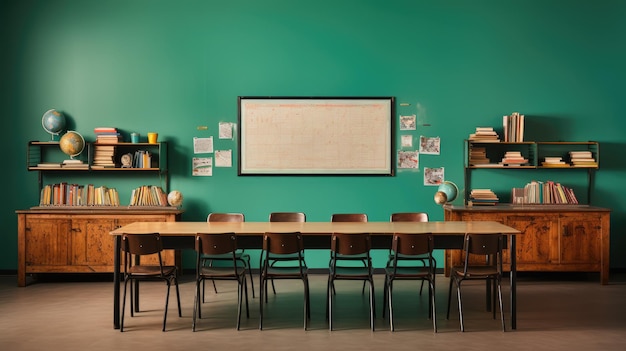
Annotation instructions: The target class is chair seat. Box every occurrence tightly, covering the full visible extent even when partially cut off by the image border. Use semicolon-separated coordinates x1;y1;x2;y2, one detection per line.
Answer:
128;265;177;276
199;266;247;277
451;265;500;278
266;266;308;277
201;252;249;260
332;266;371;277
385;266;431;278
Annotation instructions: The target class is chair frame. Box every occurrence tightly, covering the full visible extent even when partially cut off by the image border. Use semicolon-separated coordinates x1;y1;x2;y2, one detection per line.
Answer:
120;233;181;332
259;232;310;330
204;213;255;299
383;233;437;332
326;232;375;331
446;233;506;332
193;233;249;331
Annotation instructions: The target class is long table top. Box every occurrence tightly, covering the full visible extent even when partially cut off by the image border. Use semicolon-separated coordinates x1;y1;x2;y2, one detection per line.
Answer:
110;220;520;236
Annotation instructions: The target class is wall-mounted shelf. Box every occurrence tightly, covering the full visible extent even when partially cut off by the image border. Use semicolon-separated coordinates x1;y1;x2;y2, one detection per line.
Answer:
27;141;169;203
464;140;599;205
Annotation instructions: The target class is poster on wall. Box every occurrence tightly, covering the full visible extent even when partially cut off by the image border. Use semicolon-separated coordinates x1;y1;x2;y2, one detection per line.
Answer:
424;167;444;185
192;157;213;176
238;96;394;175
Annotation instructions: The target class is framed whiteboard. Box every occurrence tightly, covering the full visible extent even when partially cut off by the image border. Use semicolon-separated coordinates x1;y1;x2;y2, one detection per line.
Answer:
238;96;394;175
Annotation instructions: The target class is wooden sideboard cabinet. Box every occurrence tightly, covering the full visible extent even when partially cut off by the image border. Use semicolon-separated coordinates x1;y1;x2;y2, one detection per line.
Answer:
16;208;183;287
443;205;610;284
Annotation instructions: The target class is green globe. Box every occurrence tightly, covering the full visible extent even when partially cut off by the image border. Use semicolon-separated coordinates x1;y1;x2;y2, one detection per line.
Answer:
59;131;85;159
42;109;66;139
434;180;459;205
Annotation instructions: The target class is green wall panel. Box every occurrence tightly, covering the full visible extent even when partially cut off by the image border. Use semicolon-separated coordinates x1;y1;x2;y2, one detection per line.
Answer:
2;0;625;270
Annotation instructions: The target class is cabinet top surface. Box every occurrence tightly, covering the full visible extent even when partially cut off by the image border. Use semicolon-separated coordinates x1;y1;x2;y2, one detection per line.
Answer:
444;204;610;212
16;207;184;215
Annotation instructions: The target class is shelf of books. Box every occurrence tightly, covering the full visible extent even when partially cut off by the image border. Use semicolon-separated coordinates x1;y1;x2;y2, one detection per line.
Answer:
28;139;170;207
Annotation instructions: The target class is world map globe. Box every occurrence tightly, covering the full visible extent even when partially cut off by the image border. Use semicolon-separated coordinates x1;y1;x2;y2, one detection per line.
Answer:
42;109;66;139
434;180;459;205
59;131;85;159
167;190;183;207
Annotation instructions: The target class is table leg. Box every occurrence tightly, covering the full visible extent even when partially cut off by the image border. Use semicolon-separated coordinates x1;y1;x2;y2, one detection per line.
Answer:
510;234;517;330
113;236;121;329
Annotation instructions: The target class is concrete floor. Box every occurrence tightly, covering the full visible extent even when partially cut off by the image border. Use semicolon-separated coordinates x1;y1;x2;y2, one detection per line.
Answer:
1;272;625;351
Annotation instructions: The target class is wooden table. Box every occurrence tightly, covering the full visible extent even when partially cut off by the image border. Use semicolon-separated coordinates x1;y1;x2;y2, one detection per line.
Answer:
110;221;521;330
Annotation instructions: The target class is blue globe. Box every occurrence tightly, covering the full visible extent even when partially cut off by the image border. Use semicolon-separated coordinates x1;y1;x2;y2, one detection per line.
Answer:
434;181;459;205
42;109;66;139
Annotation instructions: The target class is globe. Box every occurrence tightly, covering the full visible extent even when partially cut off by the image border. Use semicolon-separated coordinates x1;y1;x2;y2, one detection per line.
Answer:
167;190;183;207
42;109;66;140
59;131;85;159
434;180;459;205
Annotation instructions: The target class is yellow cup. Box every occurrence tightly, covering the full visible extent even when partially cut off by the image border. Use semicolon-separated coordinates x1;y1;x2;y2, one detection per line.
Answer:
147;132;158;144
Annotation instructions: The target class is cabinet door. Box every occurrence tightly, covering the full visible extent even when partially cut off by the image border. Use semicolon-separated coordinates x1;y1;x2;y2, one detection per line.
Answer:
558;214;601;265
504;215;556;267
70;218;117;267
25;218;71;266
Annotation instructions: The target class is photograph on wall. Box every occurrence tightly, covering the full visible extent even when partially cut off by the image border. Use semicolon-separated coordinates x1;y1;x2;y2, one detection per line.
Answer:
401;135;413;147
397;150;419;169
420;136;441;155
423;166;444;185
192;157;213;176
193;136;213;154
399;114;416;130
219;122;234;139
215;150;232;167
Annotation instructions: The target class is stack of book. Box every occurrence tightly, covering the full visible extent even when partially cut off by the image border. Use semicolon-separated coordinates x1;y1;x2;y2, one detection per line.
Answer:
499;151;529;166
94;127;122;143
503;112;525;142
569;151;597;167
512;180;578;204
92;145;116;168
541;156;569;167
39;183;120;206
62;159;88;169
133;150;153;168
469;189;499;206
128;185;168;207
469;145;492;166
469;127;500;142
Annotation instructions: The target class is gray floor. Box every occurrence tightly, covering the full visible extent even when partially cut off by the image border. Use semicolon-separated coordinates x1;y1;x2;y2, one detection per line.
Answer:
1;272;625;351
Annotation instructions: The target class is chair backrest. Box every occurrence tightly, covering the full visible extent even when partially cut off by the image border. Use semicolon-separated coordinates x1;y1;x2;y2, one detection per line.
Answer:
122;233;163;256
390;212;429;222
269;212;306;222
121;233;165;274
331;233;371;256
207;213;245;222
263;232;305;255
462;234;504;273
195;233;238;256
331;213;368;222
392;233;433;256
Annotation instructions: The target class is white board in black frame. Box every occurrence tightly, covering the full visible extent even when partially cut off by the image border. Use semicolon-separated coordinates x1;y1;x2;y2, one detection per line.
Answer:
238;96;395;175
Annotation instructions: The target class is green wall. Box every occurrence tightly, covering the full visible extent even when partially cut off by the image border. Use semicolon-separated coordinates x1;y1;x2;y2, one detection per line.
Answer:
2;0;625;270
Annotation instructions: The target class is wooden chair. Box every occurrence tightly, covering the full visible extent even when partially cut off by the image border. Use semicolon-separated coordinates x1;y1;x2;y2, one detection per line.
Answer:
266;212;307;294
193;233;249;331
447;233;506;332
269;212;306;222
204;213;255;299
326;232;375;331
389;212;431;295
120;233;181;332
330;213;369;294
259;232;310;330
383;233;437;332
